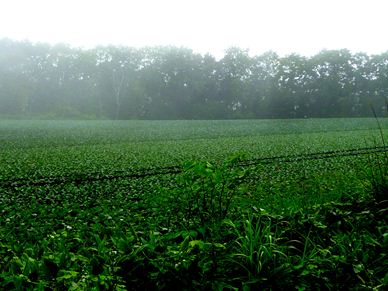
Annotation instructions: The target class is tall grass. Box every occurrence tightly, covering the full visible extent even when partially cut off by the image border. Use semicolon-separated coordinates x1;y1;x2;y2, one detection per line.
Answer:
368;107;388;202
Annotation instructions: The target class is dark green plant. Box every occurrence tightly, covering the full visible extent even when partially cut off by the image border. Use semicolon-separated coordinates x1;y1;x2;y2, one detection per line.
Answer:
367;107;388;202
167;154;248;230
224;213;289;288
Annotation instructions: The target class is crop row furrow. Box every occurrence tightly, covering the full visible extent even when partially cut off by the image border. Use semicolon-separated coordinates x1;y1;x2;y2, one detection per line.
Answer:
1;145;387;189
238;145;388;166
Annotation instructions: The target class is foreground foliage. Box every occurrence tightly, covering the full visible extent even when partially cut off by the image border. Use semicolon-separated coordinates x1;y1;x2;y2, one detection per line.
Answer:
1;160;387;290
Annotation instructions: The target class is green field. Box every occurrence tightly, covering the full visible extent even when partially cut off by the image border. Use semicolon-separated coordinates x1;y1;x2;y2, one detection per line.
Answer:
1;118;387;177
1;118;387;289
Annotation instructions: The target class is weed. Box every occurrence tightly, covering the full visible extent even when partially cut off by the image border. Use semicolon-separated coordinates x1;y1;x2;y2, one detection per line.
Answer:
166;154;247;231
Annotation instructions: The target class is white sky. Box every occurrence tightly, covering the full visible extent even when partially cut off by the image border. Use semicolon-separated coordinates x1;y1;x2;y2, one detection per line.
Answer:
0;0;387;58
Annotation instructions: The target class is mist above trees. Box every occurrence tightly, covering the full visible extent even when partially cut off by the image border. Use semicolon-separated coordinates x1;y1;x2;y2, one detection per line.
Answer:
0;38;387;119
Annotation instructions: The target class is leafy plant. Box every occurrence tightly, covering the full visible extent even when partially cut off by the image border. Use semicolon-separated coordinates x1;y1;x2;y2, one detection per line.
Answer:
224;212;289;288
366;107;388;202
166;154;247;230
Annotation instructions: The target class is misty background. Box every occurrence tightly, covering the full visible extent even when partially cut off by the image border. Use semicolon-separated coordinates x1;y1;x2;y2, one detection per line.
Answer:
0;39;387;119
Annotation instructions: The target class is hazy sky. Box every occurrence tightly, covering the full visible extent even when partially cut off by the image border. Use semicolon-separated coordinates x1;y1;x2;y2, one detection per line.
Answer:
1;0;387;58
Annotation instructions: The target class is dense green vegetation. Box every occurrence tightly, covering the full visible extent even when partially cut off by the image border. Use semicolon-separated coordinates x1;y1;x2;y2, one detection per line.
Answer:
0;118;387;289
1;38;388;119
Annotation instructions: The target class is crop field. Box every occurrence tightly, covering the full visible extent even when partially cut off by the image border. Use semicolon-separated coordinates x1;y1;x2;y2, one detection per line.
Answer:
1;118;388;289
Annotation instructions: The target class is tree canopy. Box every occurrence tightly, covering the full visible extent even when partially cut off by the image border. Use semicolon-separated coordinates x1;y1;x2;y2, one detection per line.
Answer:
1;39;387;119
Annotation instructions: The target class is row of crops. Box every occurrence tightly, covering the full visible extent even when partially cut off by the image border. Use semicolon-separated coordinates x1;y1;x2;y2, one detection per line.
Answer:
1;145;387;190
1;119;387;179
1;118;387;289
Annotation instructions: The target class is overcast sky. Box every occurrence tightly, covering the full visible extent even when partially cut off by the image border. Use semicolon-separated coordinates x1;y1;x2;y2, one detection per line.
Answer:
0;0;387;58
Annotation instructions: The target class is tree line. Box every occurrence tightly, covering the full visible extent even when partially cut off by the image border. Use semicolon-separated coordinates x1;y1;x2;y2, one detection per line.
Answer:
0;38;387;119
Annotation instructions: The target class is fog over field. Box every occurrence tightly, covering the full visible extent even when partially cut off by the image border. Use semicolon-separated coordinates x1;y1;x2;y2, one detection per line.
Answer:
1;0;388;120
1;1;388;290
1;39;388;120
